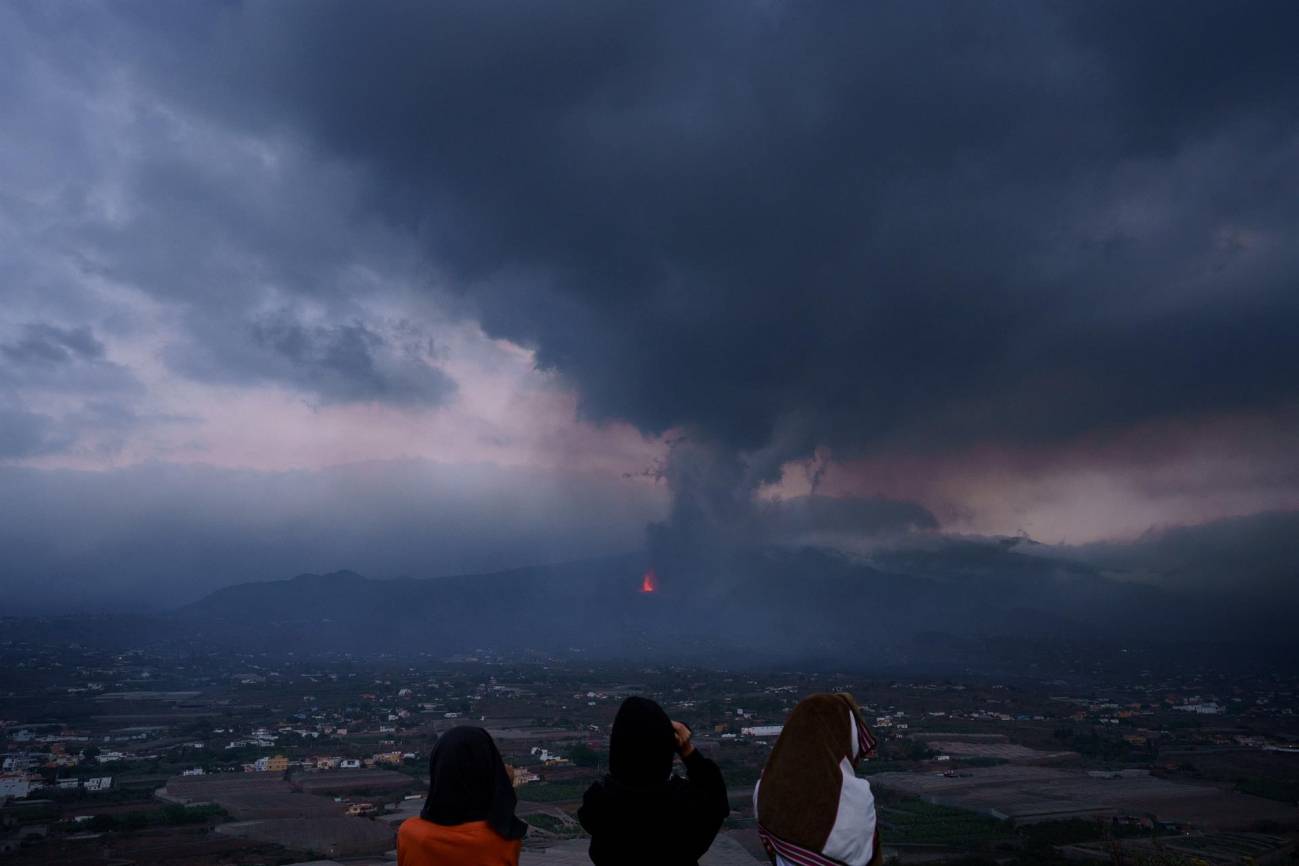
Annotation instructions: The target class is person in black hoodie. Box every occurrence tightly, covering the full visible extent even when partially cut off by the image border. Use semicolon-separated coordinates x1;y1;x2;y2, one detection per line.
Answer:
578;696;730;866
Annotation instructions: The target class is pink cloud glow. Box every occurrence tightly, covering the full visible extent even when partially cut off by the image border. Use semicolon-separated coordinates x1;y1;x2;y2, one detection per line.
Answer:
763;407;1299;543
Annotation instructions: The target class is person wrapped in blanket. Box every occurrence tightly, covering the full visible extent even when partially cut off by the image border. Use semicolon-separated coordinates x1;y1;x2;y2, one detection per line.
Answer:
754;693;883;866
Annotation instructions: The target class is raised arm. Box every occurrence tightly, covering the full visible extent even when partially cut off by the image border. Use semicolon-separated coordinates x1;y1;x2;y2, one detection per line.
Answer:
681;748;730;858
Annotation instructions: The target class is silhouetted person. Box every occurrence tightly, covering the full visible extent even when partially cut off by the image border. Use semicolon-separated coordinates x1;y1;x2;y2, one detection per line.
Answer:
754;693;883;866
398;726;526;866
579;696;730;866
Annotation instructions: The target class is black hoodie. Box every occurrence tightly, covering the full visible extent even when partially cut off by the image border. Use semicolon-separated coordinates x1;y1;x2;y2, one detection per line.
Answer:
578;697;730;866
420;726;527;841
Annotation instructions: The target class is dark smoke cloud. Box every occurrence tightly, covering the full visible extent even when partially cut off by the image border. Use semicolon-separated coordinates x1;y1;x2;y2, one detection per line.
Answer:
4;2;1298;589
645;437;938;581
761;495;938;543
168;313;456;408
98;0;1299;465
1069;510;1299;602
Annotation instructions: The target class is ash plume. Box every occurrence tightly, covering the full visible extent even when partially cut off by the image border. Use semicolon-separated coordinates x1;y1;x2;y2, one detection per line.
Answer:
3;1;1299;617
75;1;1299;478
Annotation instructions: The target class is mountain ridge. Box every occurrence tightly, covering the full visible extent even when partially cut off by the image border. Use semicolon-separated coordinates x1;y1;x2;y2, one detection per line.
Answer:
7;542;1294;672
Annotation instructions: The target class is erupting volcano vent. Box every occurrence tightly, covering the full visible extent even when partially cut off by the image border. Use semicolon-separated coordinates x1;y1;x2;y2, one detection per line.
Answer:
640;568;658;593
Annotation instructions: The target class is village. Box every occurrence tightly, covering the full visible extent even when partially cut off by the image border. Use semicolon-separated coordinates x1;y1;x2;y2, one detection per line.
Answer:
2;638;1297;864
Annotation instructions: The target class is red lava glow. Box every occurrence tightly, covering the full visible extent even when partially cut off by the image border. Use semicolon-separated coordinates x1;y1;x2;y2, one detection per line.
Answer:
641;568;658;593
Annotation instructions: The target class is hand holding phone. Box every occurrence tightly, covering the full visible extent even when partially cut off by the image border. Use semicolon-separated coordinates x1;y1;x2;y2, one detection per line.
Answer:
671;720;695;758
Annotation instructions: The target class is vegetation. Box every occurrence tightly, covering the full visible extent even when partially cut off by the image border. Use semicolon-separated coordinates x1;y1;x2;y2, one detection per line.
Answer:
1017;818;1110;847
876;798;1008;845
1235;776;1299;804
83;804;226;832
567;743;607;768
1051;725;1145;762
872;797;1179;866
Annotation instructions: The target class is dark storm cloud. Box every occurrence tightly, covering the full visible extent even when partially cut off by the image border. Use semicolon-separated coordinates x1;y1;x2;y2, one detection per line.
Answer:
3;0;1299;607
168;312;456;407
1069;509;1299;601
69;139;457;406
1;323;105;365
0;322;139;394
102;0;1299;467
1;2;459;411
0;321;148;457
249;315;455;406
762;495;937;539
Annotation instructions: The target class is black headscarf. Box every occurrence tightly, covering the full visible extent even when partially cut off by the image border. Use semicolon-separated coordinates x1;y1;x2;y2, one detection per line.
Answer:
420;726;527;841
608;696;677;788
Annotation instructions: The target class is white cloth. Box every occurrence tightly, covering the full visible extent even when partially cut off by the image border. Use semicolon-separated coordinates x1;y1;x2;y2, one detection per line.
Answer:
754;759;877;866
758;706;878;866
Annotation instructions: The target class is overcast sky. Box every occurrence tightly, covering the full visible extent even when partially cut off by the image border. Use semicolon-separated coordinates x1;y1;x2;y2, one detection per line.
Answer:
2;2;1298;607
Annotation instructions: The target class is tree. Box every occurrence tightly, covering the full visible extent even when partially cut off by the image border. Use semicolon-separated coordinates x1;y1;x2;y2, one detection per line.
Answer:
568;743;607;768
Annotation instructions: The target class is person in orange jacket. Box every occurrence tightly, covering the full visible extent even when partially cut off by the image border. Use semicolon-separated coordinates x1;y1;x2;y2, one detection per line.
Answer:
398;726;527;866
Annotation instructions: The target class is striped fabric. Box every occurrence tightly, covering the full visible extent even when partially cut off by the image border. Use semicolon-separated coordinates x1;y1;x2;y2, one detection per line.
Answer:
855;715;877;759
758;823;859;866
756;695;880;866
